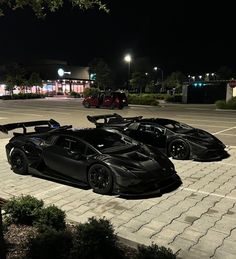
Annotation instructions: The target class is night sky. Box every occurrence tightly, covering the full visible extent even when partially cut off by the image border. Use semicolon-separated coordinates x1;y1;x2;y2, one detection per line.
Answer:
0;0;235;76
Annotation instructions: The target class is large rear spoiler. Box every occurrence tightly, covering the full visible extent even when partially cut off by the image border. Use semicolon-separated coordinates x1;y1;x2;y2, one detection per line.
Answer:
0;119;60;134
87;113;142;126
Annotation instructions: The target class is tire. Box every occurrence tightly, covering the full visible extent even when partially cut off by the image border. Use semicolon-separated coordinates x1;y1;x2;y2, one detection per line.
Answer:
83;102;90;108
118;104;123;109
88;164;113;195
110;103;115;109
168;139;190;160
10;148;29;174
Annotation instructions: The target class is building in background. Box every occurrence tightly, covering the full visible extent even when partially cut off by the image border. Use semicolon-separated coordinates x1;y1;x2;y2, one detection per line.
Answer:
0;59;93;96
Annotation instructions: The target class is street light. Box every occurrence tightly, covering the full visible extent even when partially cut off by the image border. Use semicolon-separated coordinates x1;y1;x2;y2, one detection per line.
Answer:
124;54;132;91
154;66;164;91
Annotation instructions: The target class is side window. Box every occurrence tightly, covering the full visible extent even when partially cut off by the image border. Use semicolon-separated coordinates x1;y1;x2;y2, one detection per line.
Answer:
70;139;86;154
86;146;96;156
138;124;163;136
56;136;70;149
55;136;86;154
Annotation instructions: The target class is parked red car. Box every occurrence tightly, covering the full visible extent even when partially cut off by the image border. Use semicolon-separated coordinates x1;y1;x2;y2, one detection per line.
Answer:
83;91;128;109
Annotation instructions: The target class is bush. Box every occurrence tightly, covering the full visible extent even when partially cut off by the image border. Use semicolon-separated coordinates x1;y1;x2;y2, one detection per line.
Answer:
70;217;123;259
164;94;182;103
216;97;236;109
3;195;44;226
83;87;100;98
34;205;66;232
70;91;81;98
56;92;64;95
27;228;73;259
136;243;176;259
215;100;226;109
128;94;159;106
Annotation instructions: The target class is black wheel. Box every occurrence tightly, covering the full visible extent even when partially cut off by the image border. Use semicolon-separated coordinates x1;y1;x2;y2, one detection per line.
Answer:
83;102;90;108
168;139;190;160
10;148;29;174
88;164;113;194
110;103;115;109
118;104;123;109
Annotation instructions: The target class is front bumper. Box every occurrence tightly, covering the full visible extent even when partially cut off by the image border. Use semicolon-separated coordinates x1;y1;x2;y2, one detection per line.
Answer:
192;148;229;161
114;173;182;197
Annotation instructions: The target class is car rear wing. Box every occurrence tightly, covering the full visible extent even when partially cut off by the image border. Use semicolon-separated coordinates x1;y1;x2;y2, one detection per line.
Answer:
0;119;60;134
87;113;143;126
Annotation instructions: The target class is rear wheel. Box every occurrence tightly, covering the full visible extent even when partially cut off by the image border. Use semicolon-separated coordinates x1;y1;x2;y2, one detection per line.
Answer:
83;102;90;108
88;164;113;195
168;139;190;160
10;148;29;174
118;104;123;109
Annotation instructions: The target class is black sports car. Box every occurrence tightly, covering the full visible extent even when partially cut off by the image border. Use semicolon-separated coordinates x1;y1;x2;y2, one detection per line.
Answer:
87;113;229;161
0;119;181;196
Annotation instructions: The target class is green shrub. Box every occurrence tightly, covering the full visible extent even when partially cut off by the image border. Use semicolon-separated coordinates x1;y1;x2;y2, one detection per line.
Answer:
3;195;44;226
136;243;176;259
226;96;236;109
27;228;73;259
70;91;81;98
34;205;66;232
70;217;123;259
56;92;64;95
164;94;182;103
83;87;100;98
215;100;227;109
128;94;159;106
216;97;236;109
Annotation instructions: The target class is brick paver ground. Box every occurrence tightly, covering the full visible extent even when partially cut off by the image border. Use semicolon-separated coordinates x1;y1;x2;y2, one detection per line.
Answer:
0;138;236;258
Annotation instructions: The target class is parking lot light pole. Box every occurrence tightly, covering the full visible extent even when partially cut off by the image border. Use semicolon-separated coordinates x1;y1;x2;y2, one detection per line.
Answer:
154;66;164;91
124;54;132;91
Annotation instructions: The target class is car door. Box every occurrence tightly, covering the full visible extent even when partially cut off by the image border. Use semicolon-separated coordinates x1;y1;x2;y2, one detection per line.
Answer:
43;135;88;182
103;93;113;107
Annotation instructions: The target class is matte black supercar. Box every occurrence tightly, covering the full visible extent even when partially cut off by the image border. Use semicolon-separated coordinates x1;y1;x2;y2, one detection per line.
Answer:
87;113;229;161
0;119;181;196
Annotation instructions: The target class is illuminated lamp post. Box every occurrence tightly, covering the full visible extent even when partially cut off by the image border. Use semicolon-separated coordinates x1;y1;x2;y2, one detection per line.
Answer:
124;54;132;91
154;66;164;92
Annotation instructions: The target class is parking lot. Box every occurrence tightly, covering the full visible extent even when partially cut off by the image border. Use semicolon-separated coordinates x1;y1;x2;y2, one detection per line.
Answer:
0;98;236;258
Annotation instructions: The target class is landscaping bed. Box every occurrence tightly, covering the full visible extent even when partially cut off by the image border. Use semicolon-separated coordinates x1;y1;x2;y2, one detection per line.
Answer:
1;195;176;259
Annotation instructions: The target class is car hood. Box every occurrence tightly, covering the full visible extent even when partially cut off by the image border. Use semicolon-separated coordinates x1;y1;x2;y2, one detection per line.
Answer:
105;148;175;178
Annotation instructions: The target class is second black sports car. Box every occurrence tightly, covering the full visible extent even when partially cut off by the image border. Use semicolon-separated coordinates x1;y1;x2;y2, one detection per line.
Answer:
0;119;181;196
87;113;229;161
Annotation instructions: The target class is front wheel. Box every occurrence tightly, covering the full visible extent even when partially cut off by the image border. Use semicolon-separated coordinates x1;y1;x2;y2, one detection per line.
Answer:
168;139;190;160
10;148;29;174
88;164;113;195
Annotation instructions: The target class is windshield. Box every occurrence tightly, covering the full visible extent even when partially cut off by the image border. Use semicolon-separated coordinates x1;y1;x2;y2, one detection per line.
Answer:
164;122;194;133
77;129;135;152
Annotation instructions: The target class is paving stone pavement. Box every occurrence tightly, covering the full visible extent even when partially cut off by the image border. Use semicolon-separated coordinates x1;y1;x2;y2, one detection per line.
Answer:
0;138;236;258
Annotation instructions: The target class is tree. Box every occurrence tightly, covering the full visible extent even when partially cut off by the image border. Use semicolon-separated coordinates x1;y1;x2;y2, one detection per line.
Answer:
216;66;234;80
0;0;108;18
28;72;43;93
130;71;152;94
3;63;27;95
89;58;113;90
163;71;185;93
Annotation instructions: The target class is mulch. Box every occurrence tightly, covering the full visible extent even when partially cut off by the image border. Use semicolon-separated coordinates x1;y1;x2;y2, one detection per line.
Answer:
3;223;137;259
